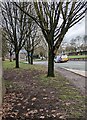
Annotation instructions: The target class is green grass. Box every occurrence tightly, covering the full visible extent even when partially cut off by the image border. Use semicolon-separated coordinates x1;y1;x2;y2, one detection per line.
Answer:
68;55;87;59
3;60;86;118
2;60;46;71
39;73;85;118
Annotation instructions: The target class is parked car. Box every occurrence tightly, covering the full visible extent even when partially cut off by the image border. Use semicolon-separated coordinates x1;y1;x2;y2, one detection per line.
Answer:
54;54;68;63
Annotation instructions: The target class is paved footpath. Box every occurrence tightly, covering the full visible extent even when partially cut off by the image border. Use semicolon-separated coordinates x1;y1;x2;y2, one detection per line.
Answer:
56;67;86;94
62;68;87;77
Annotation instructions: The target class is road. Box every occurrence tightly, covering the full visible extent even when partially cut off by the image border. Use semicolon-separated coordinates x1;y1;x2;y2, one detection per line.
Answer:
55;61;86;71
34;61;86;71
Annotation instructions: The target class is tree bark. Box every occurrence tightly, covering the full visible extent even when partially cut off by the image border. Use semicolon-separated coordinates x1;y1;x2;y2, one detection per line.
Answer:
30;49;34;65
27;51;30;64
15;52;19;68
9;51;12;62
2;56;5;61
47;46;54;77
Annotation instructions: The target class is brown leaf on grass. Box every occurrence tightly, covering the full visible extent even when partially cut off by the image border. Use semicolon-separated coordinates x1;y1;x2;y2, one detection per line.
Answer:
12;112;18;116
23;99;28;103
47;114;51;117
28;109;38;114
39;109;44;112
65;102;71;106
17;103;21;106
40;116;45;119
51;110;56;113
25;112;29;117
22;106;26;109
59;115;65;119
32;97;37;101
0;111;2;115
56;113;63;116
10;114;14;118
20;98;24;100
31;103;34;106
25;101;29;105
27;108;30;111
50;91;55;94
43;89;46;92
52;114;56;117
43;97;47;100
46;110;48;113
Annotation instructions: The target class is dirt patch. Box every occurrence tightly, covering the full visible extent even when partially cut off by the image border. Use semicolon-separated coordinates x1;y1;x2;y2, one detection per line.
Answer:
2;69;65;120
2;68;85;120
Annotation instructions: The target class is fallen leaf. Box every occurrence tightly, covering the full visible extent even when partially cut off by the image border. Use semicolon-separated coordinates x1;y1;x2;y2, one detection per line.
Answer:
59;115;65;119
39;109;43;112
52;114;56;117
51;110;56;113
43;97;47;100
65;102;71;106
27;108;30;111
32;97;37;101
25;113;29;117
46;110;48;113
17;103;21;106
43;89;46;92
40;116;45;119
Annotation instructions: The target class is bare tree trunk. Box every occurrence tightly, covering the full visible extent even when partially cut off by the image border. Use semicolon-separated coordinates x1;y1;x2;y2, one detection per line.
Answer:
27;51;30;64
30;49;34;65
2;56;5;61
47;46;54;77
9;51;12;62
15;52;19;68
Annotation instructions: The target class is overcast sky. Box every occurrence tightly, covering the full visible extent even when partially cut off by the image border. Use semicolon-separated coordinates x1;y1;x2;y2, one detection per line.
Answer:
64;18;85;43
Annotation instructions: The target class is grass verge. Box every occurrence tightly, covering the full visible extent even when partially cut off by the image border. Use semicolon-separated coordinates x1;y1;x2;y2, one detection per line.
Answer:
39;73;85;118
68;55;87;59
3;60;86;119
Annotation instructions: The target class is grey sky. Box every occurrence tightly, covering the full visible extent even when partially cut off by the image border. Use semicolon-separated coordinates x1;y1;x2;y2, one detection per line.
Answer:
64;18;85;43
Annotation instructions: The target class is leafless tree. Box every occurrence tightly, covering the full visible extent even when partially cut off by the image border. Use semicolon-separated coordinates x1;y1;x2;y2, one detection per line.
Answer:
24;4;40;64
24;23;39;64
8;43;14;62
16;1;87;76
1;2;30;68
2;28;14;62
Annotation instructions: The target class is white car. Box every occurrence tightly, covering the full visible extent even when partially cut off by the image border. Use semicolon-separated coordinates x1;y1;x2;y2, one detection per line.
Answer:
54;54;68;63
